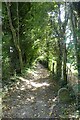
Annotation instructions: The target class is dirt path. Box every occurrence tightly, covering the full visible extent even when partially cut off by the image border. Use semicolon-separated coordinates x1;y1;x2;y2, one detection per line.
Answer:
2;63;77;118
3;63;59;118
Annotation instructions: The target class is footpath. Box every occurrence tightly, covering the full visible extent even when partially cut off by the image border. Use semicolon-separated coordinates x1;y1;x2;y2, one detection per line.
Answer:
2;63;77;118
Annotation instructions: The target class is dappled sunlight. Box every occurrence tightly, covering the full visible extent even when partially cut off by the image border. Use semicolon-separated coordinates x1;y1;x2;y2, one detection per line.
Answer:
49;97;58;110
26;97;35;102
17;95;21;98
19;79;50;90
3;63;77;118
29;70;50;80
69;110;79;118
20;85;25;90
30;81;50;88
52;97;58;102
17;75;50;90
67;63;78;74
18;77;30;83
25;63;50;80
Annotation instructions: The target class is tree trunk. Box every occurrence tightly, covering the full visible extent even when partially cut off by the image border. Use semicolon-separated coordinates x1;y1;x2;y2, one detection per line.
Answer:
70;3;80;110
46;31;49;70
77;20;80;80
63;42;67;85
52;63;54;75
62;2;69;85
56;40;62;81
56;4;62;81
16;2;23;72
6;2;23;73
17;45;23;72
70;4;80;80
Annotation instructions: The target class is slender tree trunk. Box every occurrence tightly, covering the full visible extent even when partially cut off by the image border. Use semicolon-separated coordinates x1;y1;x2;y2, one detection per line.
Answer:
16;2;23;72
77;20;80;80
70;4;80;80
17;44;23;72
63;42;67;84
56;40;62;80
6;2;23;73
46;31;49;69
70;3;80;110
62;3;69;85
56;4;62;81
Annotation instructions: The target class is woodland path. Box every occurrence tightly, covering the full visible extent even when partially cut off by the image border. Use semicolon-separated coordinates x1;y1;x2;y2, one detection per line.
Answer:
2;63;76;118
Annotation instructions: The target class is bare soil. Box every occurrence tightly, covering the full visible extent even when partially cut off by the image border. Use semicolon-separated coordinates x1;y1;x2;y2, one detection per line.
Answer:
2;63;77;119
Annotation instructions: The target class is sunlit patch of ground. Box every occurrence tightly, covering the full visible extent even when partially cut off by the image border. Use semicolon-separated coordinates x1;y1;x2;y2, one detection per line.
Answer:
2;63;77;118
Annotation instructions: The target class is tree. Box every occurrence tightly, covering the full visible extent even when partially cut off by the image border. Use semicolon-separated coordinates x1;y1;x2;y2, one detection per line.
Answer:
6;2;23;73
49;3;69;84
70;3;80;80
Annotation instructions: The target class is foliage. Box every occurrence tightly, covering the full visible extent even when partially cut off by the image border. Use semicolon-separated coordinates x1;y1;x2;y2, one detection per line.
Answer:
2;2;80;118
2;2;79;89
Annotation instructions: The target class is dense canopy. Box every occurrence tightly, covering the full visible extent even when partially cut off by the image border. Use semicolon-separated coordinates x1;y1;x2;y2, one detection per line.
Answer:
2;2;80;118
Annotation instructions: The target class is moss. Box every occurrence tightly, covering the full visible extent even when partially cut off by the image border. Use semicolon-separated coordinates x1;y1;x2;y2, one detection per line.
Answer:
58;88;71;103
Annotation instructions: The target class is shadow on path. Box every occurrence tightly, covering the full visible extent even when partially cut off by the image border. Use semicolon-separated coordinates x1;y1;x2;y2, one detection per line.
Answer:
3;63;60;118
2;63;77;118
